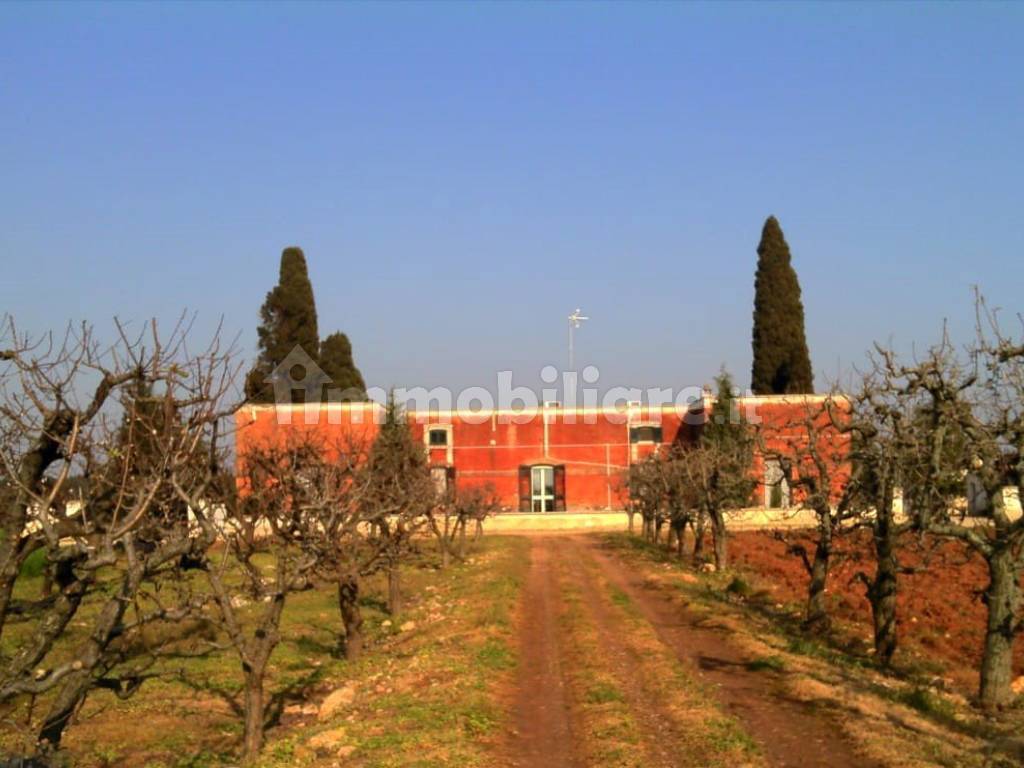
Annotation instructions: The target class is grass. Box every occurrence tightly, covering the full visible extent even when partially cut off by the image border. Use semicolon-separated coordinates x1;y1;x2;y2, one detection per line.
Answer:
745;655;786;673
585;681;626;704
0;537;529;768
475;637;515;671
896;686;957;720
599;530;1014;768
725;576;754;598
610;586;632;607
557;581;648;768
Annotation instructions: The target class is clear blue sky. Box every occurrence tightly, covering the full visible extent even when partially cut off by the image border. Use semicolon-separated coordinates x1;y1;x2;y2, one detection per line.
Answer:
1;2;1021;396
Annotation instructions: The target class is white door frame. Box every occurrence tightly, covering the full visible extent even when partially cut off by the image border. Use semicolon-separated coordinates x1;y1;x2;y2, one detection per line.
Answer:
531;465;555;513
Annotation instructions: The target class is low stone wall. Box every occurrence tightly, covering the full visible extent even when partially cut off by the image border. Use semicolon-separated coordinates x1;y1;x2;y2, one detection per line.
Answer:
485;507;822;534
486;511;630;534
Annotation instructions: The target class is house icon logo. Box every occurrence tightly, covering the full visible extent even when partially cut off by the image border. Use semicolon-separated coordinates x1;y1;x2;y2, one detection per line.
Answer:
268;345;330;408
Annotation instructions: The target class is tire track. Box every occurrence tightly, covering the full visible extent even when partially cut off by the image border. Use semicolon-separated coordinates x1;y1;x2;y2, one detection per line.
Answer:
581;535;878;768
507;537;579;767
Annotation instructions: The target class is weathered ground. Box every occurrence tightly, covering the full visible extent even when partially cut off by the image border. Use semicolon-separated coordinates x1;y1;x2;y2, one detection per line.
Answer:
2;532;1018;767
729;529;1024;691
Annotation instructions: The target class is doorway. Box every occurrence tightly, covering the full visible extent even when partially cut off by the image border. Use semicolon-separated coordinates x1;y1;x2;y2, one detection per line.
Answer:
531;465;555;512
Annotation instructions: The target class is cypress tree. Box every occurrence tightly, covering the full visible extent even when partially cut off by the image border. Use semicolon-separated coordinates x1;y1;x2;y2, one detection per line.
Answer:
319;331;367;402
750;216;814;394
245;247;321;403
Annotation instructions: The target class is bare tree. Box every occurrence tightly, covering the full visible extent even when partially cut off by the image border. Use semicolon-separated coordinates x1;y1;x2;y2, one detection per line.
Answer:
674;372;756;570
625;455;667;544
190;436;354;762
868;304;1024;709
824;375;920;668
430;483;499;567
624;451;697;559
763;398;855;632
0;316;238;757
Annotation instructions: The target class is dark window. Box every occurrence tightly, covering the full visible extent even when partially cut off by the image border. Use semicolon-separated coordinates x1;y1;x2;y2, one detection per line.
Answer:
629;425;662;444
428;427;448;446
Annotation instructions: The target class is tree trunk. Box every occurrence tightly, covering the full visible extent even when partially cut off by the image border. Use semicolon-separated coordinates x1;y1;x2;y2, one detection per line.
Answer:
337;575;363;661
37;668;89;750
0;538;29;644
438;515;451;569
692;514;706;564
676;523;686;558
387;562;402;616
870;515;899;667
458;519;467;559
241;670;266;764
806;544;831;632
805;515;832;632
979;546;1019;710
36;570;134;751
474;519;483;541
627;511;635;535
710;510;728;570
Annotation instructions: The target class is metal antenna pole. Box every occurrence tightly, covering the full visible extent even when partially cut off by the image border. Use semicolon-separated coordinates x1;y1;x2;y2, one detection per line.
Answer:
567;308;589;371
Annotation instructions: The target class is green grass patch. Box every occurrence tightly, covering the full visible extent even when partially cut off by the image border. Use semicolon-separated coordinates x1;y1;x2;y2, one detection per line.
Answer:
704;716;761;755
745;654;786;672
725;576;753;598
610;587;632;608
585;681;626;704
896;686;956;720
475;637;515;671
19;548;47;579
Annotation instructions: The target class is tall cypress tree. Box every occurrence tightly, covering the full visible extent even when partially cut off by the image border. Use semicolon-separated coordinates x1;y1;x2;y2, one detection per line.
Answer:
319;332;367;401
750;216;814;394
245;247;320;403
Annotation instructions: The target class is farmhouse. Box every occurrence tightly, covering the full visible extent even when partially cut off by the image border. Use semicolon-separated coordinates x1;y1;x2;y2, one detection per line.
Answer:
235;394;844;513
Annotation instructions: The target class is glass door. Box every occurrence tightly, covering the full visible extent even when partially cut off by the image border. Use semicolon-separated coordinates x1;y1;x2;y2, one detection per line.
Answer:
531;465;555;512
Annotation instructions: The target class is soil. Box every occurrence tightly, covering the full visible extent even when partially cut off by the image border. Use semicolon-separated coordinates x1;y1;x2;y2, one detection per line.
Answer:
729;529;1023;691
505;535;876;767
507;537;579;767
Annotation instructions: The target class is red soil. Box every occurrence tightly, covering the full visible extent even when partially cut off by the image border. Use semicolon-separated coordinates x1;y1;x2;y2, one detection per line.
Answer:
729;529;1023;692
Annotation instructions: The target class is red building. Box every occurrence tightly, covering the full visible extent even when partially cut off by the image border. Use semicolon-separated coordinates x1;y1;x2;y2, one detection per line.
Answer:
235;394;846;513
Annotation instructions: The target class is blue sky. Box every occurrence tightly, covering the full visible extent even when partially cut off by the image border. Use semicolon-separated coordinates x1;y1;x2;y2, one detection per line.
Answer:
1;2;1022;396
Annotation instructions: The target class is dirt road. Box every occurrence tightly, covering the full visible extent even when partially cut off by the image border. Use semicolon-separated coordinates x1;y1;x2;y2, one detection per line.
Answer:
505;535;874;768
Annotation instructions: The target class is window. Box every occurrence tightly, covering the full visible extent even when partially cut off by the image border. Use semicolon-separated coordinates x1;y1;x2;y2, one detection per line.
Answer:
629;425;662;444
428;427;448;447
764;458;791;509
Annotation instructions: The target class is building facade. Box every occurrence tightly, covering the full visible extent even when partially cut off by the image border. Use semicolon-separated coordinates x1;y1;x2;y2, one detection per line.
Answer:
235;394;845;513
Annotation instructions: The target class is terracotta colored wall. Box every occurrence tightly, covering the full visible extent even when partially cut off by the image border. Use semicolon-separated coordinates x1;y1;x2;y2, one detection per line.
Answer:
234;397;849;511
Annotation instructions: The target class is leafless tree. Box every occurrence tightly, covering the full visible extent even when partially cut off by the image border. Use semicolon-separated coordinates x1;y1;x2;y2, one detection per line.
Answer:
188;435;362;763
0;315;238;757
430;483;499;568
624;451;698;559
763;399;855;632
865;301;1024;708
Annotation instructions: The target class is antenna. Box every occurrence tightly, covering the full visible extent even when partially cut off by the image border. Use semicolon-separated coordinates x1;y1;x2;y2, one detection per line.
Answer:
567;307;589;371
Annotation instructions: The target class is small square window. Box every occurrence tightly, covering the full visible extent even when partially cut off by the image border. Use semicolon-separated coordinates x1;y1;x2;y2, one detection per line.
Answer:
629;425;662;444
428;428;448;447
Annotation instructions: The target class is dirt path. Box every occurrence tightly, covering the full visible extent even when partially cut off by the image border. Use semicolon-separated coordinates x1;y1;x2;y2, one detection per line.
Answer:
578;535;875;768
506;535;876;768
507;537;578;768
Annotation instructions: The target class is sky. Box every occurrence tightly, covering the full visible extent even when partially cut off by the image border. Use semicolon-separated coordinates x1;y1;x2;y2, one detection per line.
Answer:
1;2;1022;400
